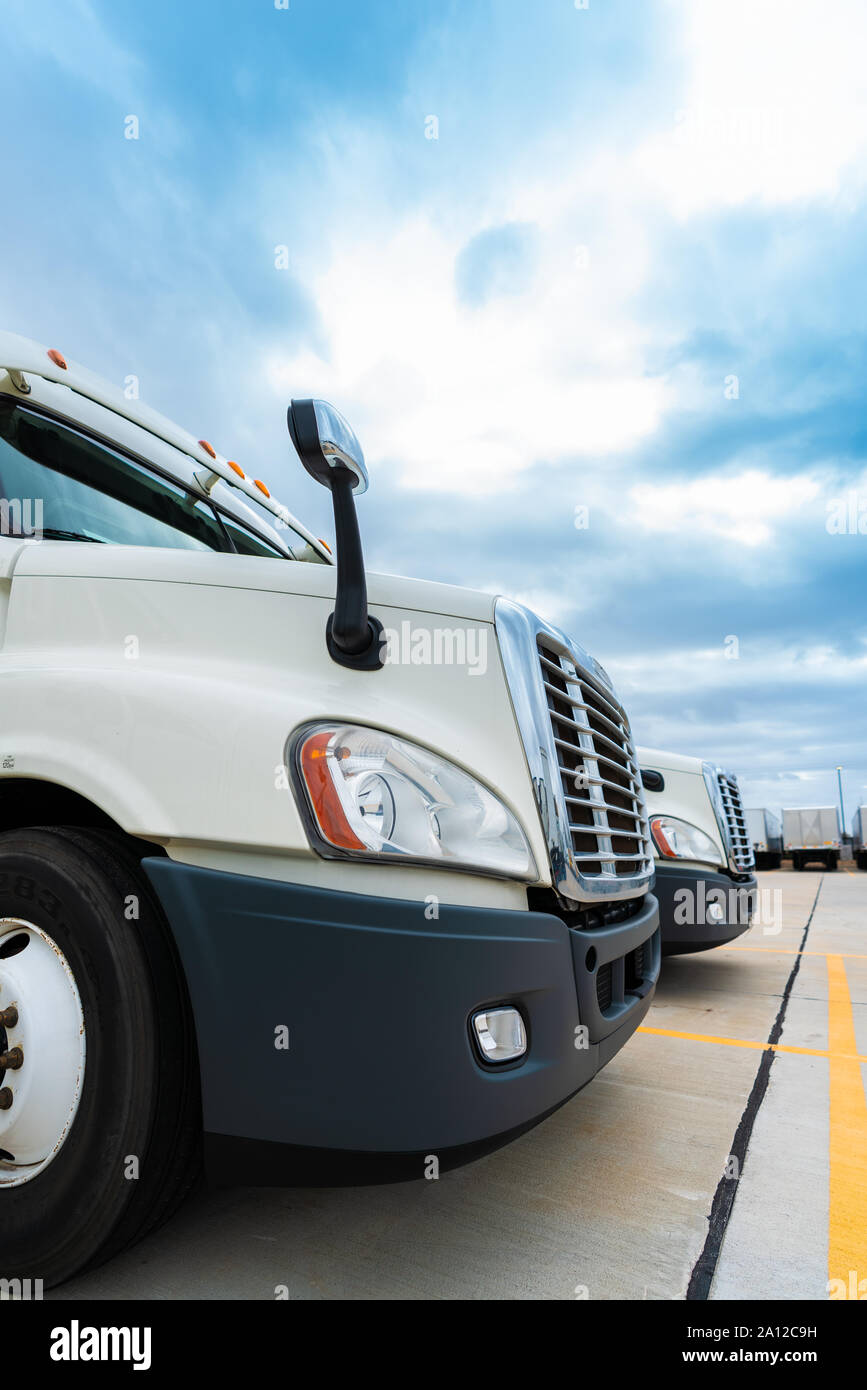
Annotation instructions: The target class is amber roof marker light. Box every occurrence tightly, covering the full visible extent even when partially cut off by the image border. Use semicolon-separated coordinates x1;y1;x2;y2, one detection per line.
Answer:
47;349;68;370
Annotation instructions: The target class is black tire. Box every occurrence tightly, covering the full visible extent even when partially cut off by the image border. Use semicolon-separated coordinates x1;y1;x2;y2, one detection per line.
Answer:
0;827;201;1287
858;853;867;871
828;856;838;871
793;855;802;871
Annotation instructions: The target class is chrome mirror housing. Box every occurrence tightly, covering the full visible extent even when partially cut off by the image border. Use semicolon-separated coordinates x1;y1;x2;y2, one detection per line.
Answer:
287;399;368;495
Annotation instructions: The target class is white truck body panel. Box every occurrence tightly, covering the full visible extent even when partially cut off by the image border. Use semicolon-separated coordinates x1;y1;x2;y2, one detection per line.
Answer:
0;332;569;909
636;746;727;870
0;536;544;909
746;807;782;854
783;806;841;850
747;807;768;853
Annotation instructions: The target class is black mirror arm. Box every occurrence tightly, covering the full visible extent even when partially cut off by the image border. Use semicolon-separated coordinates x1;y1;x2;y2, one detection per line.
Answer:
327;467;384;670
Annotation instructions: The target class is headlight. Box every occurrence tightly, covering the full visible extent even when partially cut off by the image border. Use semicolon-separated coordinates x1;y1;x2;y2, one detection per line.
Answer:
650;815;724;866
291;722;536;880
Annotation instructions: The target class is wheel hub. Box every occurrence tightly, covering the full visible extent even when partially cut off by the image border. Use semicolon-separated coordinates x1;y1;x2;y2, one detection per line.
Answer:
0;918;86;1186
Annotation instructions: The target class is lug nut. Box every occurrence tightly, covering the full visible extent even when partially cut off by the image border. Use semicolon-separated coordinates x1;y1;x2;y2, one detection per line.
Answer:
0;1088;12;1110
0;1006;18;1028
0;1048;22;1070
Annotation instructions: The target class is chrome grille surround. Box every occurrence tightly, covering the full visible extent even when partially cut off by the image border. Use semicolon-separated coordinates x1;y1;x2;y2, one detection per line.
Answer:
495;597;654;905
702;763;755;874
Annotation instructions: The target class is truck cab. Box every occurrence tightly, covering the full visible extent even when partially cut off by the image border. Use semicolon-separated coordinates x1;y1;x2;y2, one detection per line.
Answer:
637;747;756;955
0;332;660;1286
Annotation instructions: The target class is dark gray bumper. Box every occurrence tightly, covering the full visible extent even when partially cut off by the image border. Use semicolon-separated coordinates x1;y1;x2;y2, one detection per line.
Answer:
143;858;659;1172
654;862;757;956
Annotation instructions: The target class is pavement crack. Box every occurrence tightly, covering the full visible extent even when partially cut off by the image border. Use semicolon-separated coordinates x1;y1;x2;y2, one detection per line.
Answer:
685;876;825;1300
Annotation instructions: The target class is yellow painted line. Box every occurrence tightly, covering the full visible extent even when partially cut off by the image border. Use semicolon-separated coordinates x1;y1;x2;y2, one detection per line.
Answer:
638;1025;867;1065
827;955;867;1291
721;945;867;960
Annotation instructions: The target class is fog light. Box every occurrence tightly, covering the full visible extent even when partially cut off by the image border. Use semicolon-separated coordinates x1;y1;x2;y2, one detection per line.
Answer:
707;902;725;924
471;1007;527;1064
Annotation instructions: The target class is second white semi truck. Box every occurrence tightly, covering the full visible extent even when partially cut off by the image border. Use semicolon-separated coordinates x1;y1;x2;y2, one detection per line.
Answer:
638;748;756;955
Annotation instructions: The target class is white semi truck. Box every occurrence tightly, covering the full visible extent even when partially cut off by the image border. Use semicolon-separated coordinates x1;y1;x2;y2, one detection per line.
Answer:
850;806;867;870
783;807;842;870
0;332;660;1286
746;808;783;869
637;748;756;954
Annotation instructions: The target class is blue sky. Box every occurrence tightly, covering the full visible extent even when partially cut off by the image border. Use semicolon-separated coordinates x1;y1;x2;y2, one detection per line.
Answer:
2;0;866;823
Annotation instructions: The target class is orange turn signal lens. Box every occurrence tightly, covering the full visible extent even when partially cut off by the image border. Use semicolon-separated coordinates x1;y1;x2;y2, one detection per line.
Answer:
47;349;68;370
318;538;332;554
297;730;364;851
650;817;674;857
254;479;270;497
227;460;245;479
198;439;216;459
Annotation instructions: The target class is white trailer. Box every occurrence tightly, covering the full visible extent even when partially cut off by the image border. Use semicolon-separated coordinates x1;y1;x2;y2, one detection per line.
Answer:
852;806;867;870
783;806;842;870
746;808;783;868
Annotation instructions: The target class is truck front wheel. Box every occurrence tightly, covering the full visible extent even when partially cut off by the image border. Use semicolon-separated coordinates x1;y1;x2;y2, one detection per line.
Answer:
0;827;201;1287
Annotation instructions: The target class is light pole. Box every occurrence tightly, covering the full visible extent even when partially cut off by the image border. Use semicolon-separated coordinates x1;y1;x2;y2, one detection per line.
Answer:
836;765;846;834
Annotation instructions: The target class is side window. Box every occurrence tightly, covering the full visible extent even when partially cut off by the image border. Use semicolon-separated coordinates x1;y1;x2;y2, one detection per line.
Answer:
218;511;329;564
0;403;230;552
218;515;289;558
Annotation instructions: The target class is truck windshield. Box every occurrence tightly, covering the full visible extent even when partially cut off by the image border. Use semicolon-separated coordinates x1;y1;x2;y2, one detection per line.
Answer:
0;401;322;560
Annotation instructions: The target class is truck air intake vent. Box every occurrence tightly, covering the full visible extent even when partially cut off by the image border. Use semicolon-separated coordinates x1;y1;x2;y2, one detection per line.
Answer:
494;598;654;906
537;641;653;884
596;962;613;1012
715;770;756;874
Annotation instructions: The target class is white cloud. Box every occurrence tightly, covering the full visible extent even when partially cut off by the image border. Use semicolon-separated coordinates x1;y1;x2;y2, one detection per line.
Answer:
266;211;665;495
616;636;867;699
620;636;867;810
257;1;867;498
627;468;822;546
636;0;867;214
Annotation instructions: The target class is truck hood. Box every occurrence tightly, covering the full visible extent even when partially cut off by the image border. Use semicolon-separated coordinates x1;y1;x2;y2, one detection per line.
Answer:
6;541;498;624
636;745;705;776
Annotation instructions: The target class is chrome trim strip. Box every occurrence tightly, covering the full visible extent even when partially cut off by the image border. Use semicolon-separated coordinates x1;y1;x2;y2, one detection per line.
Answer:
495;597;654;905
702;763;756;874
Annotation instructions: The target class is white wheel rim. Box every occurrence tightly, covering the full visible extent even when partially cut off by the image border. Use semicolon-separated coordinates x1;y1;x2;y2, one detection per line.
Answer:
0;918;86;1186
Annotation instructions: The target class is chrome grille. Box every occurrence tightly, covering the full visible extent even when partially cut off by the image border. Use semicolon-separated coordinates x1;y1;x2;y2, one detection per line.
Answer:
539;643;651;880
715;769;755;872
495;597;654;905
